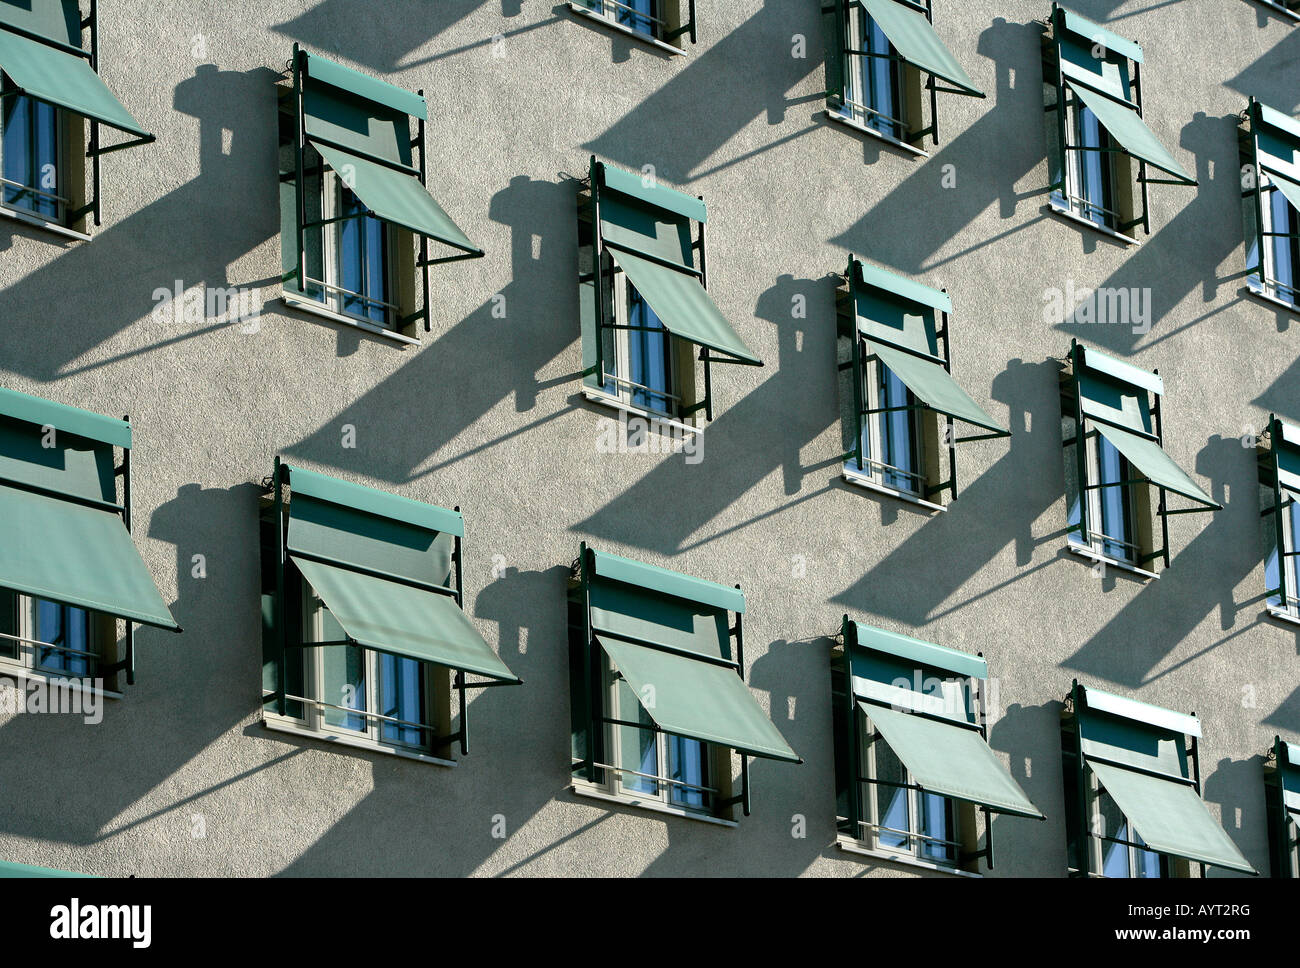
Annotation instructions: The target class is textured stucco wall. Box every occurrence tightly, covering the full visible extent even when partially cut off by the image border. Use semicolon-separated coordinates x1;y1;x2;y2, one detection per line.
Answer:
0;0;1296;877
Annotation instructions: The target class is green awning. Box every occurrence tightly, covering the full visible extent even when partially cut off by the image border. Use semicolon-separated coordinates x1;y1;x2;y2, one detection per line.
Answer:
600;191;695;270
0;860;90;878
0;482;178;630
313;142;480;255
870;341;1008;435
861;702;1043;818
852;260;946;362
1088;760;1256;875
1267;168;1300;217
304;50;427;122
588;547;744;613
606;246;760;365
1066;80;1194;185
0;28;149;138
858;0;982;97
1092;421;1219;509
293;555;517;682
597;635;798;763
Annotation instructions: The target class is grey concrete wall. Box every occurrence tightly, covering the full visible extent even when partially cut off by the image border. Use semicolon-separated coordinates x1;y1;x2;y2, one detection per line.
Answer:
0;0;1295;877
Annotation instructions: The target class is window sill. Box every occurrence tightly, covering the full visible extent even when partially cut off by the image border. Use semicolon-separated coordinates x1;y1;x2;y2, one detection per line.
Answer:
1244;281;1298;316
281;291;420;347
0;662;122;702
582;388;702;438
565;3;686;57
835;836;981;877
822;109;930;159
1066;542;1159;580
262;714;456;767
0;205;91;243
1265;605;1300;628
1046;200;1140;246
570;782;737;827
842;465;946;512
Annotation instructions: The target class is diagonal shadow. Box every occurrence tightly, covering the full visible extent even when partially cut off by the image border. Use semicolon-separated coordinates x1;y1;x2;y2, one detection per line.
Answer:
0;484;255;859
830;18;1049;273
1201;755;1267;877
1061;436;1255;687
581;0;825;183
1227;23;1300;115
271;0;521;74
1252;359;1300;426
830;359;1056;625
0;65;280;382
571;273;834;555
277;566;556;875
282;175;577;484
1050;113;1242;356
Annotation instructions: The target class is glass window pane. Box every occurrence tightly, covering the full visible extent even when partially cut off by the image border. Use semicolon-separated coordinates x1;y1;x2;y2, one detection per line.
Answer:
34;600;90;677
336;186;390;325
318;593;366;733
0;591;15;660
616;0;655;36
667;734;708;809
1096;436;1134;560
1098;788;1132;877
1269;180;1297;297
1133;829;1162;878
918;792;955;863
1;95;58;220
378;653;426;747
615;675;658;796
873;734;910;849
627;285;672;412
869;365;920;492
865;18;901;140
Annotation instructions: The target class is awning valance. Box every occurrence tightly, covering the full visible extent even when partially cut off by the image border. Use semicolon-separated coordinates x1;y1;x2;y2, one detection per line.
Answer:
860;701;1042;818
598;634;798;762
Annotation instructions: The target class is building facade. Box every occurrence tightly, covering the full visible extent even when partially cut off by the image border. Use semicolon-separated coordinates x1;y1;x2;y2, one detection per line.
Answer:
0;0;1297;877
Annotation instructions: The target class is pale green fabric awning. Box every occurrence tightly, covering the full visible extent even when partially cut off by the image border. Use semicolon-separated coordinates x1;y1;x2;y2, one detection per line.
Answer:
0;860;90;878
597;635;798;763
0;482;177;630
1089;760;1256;875
293;555;516;682
607;246;760;365
870;341;1007;435
1267;168;1300;217
1092;421;1218;508
858;0;981;97
1066;80;1193;185
0;28;148;138
313;142;480;255
861;702;1042;818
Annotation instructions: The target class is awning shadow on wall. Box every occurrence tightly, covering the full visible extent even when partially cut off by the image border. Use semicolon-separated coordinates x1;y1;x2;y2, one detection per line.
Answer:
0;66;281;382
1201;755;1268;877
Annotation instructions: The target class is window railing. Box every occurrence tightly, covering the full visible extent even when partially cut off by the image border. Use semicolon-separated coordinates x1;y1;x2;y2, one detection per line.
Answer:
587;761;718;795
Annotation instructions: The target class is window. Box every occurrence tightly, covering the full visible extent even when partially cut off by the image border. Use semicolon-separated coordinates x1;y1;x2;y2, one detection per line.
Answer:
579;158;761;428
841;6;907;141
299;150;398;330
839;258;1009;510
832;619;1042;874
1041;5;1194;239
260;461;519;764
1059;340;1219;576
604;653;712;812
0;91;64;222
822;0;984;153
568;0;695;50
1261;416;1300;622
862;716;957;864
1265;738;1300;878
1241;99;1300;310
0;386;179;692
279;47;483;344
568;545;799;823
0;0;155;236
1060;683;1255;878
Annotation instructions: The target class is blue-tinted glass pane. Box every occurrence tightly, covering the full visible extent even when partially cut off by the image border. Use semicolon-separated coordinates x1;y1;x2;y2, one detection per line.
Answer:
35;601;90;676
919;793;953;862
379;653;426;746
627;287;672;411
1074;107;1115;228
865;366;920;492
338;188;388;324
1269;182;1297;296
3;95;59;219
865;19;900;139
615;0;655;35
1134;830;1162;878
1096;437;1133;560
667;735;707;809
322;643;367;733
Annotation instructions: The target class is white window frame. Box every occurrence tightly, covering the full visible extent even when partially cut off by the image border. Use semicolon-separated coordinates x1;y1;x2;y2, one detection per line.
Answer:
1254;172;1300;308
1070;424;1142;568
595;653;714;815
854;356;926;500
0;91;77;236
305;167;400;332
1087;772;1167;878
589;263;683;424
856;715;960;868
1054;98;1124;233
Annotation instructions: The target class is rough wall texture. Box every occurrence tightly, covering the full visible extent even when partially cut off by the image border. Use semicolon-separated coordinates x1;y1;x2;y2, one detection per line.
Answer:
0;0;1295;877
